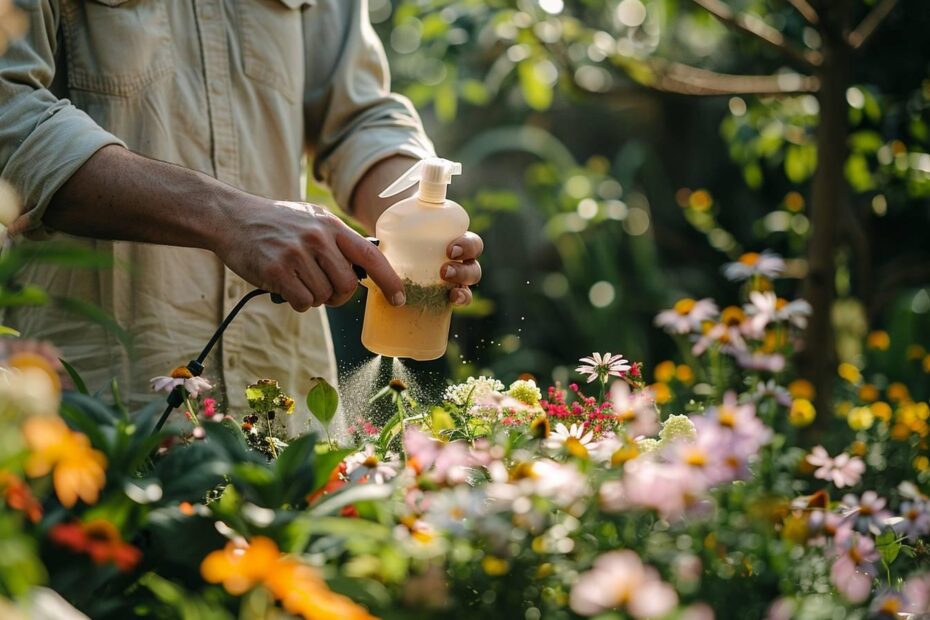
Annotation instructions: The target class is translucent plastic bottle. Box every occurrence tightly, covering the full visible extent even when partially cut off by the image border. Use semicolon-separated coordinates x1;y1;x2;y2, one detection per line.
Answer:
361;158;469;360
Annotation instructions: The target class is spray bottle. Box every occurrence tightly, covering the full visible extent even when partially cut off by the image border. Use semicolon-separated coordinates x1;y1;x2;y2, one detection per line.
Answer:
361;157;469;360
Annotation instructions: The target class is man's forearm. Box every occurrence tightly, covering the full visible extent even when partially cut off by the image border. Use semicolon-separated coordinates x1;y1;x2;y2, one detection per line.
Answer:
349;155;419;232
44;144;245;252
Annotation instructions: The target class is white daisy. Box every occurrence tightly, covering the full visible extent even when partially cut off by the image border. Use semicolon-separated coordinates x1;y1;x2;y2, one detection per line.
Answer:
345;444;400;484
546;423;594;449
150;367;213;398
575;352;631;384
722;250;785;282
654;298;719;335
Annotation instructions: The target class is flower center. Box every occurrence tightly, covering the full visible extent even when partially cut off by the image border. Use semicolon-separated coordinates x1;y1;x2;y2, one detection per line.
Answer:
363;456;379;469
674;298;697;315
170;366;193;379
685;449;707;467
739;252;760;266
721;307;745;326
848;546;863;564
718;408;736;428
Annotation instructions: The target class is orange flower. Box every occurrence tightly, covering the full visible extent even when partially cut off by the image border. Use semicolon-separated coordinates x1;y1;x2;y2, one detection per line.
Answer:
201;536;280;596
0;470;42;523
49;519;141;572
22;417;107;507
201;537;377;619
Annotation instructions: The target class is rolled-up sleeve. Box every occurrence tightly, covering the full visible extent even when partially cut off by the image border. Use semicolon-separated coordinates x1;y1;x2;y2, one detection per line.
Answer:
0;1;124;236
303;0;434;211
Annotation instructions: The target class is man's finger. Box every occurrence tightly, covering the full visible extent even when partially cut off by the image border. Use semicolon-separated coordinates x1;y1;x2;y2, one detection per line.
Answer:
299;259;334;307
441;259;482;286
447;232;484;261
274;272;315;312
336;232;405;306
449;286;471;306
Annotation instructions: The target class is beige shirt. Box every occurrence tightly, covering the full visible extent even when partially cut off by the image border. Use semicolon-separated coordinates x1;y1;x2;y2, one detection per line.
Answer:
0;0;433;430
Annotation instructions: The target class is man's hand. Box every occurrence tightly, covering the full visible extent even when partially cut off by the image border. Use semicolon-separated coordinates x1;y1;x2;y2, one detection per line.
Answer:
442;231;483;306
44;146;407;313
351;156;484;307
216;200;405;312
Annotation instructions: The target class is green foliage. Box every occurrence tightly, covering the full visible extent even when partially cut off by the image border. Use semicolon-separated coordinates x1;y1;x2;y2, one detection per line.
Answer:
306;377;340;428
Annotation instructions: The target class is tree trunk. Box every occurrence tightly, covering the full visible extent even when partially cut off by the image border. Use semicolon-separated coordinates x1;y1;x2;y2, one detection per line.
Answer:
800;0;852;434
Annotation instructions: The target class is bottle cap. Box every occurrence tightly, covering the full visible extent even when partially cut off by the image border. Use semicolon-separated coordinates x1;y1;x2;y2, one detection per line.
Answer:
379;157;462;203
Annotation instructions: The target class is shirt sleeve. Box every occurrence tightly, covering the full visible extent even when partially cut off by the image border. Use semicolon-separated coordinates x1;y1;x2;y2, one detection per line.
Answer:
0;1;125;237
303;0;434;212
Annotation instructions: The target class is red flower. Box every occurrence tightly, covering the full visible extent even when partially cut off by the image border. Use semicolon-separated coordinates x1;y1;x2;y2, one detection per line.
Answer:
49;520;141;572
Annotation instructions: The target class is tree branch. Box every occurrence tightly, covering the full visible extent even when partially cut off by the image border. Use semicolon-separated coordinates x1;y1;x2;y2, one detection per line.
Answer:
689;0;822;69
848;0;898;50
783;0;819;25
640;60;820;97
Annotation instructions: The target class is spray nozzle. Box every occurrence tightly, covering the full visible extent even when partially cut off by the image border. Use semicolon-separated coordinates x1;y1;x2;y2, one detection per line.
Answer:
378;157;462;200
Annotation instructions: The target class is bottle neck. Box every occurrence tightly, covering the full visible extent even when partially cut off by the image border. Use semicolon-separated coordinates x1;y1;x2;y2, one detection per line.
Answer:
417;181;448;204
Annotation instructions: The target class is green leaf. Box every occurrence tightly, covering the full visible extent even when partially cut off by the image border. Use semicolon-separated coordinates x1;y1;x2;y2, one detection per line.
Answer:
876;530;902;566
155;442;230;503
460;79;489;105
203;419;263;464
0;325;19;337
785;144;816;183
59;358;89;395
845;153;876;192
849;130;883;154
275;434;318;505
517;59;553;111
305;377;339;428
0;285;48;307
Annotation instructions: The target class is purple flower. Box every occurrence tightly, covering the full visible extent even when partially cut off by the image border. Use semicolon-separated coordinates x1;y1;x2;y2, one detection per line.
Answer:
896;500;930;542
842;491;893;535
830;526;879;603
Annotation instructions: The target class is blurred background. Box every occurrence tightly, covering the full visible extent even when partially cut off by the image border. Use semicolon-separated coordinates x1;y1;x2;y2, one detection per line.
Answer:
314;0;930;399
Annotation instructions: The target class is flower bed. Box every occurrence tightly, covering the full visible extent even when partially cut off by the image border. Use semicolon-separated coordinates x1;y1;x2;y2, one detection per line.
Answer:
1;253;929;619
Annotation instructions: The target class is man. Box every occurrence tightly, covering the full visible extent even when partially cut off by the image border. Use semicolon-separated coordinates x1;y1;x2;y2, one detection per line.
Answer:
0;0;482;428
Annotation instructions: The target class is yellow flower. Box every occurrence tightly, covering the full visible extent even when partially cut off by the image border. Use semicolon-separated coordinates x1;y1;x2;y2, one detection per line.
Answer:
914;456;930;472
907;344;927;361
787;379;815;401
835;401;853;418
654;361;676;383
849;440;868;457
675;364;694;384
870;401;892;423
923;355;930;374
651;382;672;405
866;330;890;351
481;555;509;576
858;384;879;403
848;407;875;431
788;399;816;427
837;363;862;385
887;382;910;403
22;417;106;508
688;189;713;212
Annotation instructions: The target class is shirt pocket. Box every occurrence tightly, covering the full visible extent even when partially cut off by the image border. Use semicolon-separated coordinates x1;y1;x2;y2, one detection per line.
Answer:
237;0;313;103
60;0;175;97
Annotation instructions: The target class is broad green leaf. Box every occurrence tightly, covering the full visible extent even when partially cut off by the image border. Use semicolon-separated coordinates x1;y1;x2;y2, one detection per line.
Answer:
876;530;901;566
305;377;339;427
430;407;455;436
0;325;19;337
155;442;230;503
